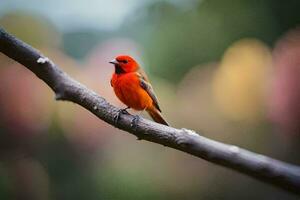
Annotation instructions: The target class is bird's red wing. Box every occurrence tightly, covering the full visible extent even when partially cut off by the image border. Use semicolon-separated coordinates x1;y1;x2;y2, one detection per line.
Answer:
137;70;162;112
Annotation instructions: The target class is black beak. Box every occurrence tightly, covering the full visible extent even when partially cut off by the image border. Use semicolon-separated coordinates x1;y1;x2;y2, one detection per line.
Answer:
109;59;118;65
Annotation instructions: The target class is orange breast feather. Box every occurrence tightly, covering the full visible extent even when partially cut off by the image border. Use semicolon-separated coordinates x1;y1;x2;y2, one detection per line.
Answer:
111;73;153;110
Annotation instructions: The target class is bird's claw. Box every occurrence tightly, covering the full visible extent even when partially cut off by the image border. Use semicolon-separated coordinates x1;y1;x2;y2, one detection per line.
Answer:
131;115;140;131
120;108;130;115
114;107;130;125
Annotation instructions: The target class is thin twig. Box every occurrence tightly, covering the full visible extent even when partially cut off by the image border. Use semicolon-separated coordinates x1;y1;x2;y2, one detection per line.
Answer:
0;28;300;195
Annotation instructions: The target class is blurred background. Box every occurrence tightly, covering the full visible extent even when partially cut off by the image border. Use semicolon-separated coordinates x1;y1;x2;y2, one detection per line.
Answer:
1;0;300;199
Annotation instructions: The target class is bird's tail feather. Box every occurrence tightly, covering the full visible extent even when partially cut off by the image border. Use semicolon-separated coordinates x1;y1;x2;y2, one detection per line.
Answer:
147;106;169;126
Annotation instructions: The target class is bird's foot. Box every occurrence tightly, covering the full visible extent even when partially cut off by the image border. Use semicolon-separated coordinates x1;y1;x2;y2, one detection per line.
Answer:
131;115;140;132
114;107;130;125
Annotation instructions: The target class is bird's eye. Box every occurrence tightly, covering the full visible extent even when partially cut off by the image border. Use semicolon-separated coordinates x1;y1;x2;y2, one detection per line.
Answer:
123;60;128;64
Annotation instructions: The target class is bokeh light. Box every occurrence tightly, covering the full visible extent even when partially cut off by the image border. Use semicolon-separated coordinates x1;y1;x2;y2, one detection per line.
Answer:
213;39;272;122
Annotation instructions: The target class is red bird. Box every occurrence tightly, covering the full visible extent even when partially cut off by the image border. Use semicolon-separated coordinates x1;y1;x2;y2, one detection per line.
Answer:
109;55;169;126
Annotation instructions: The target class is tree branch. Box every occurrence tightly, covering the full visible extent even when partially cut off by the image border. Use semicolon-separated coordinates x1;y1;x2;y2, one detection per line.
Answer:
0;28;300;195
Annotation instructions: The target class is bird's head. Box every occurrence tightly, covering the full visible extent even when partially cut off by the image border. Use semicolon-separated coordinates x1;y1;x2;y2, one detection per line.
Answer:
109;55;139;74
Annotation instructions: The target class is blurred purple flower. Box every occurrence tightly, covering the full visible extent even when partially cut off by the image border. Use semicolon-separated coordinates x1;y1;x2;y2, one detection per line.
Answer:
269;28;300;136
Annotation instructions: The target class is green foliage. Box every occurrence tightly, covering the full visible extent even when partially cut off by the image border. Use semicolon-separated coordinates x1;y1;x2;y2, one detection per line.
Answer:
123;0;279;82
